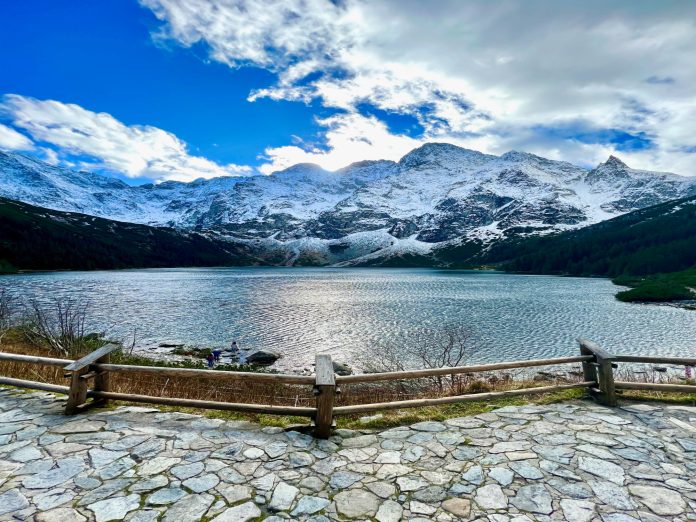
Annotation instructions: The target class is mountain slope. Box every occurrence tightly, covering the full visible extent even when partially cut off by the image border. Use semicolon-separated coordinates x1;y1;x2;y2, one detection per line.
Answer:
1;145;695;266
0;198;261;271
455;195;696;277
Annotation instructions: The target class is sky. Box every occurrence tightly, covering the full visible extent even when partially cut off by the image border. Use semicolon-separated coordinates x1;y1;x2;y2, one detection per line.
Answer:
1;0;696;183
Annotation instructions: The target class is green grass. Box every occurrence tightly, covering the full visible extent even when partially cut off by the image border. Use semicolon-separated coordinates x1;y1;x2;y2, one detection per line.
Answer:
614;268;696;303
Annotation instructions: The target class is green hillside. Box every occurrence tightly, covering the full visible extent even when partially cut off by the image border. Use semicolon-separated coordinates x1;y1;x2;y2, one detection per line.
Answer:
0;198;262;272
451;196;696;303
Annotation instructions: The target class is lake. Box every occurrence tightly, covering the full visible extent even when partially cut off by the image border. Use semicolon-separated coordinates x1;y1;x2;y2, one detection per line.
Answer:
1;268;694;371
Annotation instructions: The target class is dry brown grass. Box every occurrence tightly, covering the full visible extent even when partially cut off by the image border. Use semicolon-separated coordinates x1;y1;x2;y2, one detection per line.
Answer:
1;329;693;429
0;329;583;409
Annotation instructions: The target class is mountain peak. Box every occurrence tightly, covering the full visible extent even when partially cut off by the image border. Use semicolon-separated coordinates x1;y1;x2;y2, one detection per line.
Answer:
272;163;326;177
604;155;628;168
398;142;488;169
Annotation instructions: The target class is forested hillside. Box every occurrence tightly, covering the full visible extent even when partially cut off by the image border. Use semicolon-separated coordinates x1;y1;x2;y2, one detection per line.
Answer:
469;195;696;277
0;198;261;272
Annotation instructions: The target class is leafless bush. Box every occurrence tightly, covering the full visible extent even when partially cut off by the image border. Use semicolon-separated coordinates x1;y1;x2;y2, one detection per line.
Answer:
359;325;478;395
22;298;90;356
0;289;15;343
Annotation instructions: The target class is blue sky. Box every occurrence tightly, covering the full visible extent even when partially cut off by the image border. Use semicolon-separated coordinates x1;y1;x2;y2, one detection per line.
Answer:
1;0;695;182
0;1;342;182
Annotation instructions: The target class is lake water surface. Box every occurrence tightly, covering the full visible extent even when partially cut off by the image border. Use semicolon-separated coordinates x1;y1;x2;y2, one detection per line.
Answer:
2;268;694;371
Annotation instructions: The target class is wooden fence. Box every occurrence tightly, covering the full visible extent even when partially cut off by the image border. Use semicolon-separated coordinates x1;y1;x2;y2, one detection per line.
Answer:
0;338;694;438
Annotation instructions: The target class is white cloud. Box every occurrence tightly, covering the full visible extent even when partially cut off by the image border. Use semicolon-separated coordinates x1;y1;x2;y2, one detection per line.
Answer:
1;95;251;182
0;123;33;150
142;0;696;176
260;112;421;173
141;0;354;70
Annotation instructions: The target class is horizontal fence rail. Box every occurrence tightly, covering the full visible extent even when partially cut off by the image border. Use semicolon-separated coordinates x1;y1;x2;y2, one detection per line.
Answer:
94;363;315;385
333;382;595;416
335;355;593;384
0;352;74;367
0;338;694;438
86;390;316;417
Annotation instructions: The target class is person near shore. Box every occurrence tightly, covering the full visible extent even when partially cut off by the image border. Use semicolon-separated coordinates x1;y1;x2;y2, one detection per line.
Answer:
230;340;238;352
213;348;222;362
206;352;215;369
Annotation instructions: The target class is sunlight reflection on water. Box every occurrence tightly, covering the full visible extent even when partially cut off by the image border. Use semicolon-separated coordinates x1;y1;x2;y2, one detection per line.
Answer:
2;267;695;370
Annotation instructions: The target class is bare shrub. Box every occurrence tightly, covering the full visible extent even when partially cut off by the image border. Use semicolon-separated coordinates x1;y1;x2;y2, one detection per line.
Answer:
22;298;90;357
359;325;478;395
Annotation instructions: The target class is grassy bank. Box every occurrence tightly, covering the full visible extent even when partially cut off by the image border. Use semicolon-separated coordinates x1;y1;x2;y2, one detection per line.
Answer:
613;268;696;304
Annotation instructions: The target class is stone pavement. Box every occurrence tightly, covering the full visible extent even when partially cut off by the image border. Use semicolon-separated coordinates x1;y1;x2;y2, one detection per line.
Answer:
1;388;695;522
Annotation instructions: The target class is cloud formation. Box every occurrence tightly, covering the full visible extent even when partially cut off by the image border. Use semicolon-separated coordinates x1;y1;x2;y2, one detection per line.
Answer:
0;123;33;151
0;95;251;182
142;0;696;175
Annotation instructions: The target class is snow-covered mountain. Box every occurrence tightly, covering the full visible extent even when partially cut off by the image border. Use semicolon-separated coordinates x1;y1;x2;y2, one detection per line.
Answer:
1;145;695;265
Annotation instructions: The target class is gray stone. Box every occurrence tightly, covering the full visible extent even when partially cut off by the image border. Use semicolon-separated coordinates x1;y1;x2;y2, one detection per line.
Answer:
462;464;484;484
89;448;128;468
88;494;140;522
452;446;481;460
588;480;636;510
22;457;84;489
170;461;204;480
288;451;315;467
246;350;280;365
291;496;331;516
396;475;428;491
130;475;169;492
334;489;380;518
441;498;471;518
578;456;625;485
219;484;253;504
628;485;686;516
146;487;186;505
162;493;214;522
139;456;180;475
126;510;161;522
412;485;446;503
411;421;446;432
265;441;288;458
269;481;299;511
34;488;75;510
560;499;595;522
490;440;531;453
330;470;363;489
183;473;219;492
474;484;508;509
376;499;403;522
10;445;42;462
489;466;514;486
511;484;552;514
0;489;29;516
510;460;544;479
212;501;261;522
35;508;87;522
52;420;105;433
410;500;436;515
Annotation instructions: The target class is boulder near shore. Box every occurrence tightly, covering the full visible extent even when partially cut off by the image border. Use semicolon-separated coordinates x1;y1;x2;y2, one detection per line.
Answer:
246;350;280;365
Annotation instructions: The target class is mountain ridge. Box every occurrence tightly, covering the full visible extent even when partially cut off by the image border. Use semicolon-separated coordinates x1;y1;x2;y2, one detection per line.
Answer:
1;144;695;265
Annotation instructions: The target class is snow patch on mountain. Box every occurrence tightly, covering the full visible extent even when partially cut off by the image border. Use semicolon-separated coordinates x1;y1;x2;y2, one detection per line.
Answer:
1;144;695;265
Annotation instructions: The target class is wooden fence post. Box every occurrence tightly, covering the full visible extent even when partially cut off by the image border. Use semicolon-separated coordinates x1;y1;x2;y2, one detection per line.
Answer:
578;339;617;407
92;351;111;407
64;343;119;415
65;367;89;415
314;354;336;439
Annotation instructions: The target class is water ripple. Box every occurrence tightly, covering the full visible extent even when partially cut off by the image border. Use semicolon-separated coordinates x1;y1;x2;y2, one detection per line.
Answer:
2;268;694;370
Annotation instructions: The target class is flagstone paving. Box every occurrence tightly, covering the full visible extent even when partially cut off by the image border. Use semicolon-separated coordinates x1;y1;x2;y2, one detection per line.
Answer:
1;388;695;521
